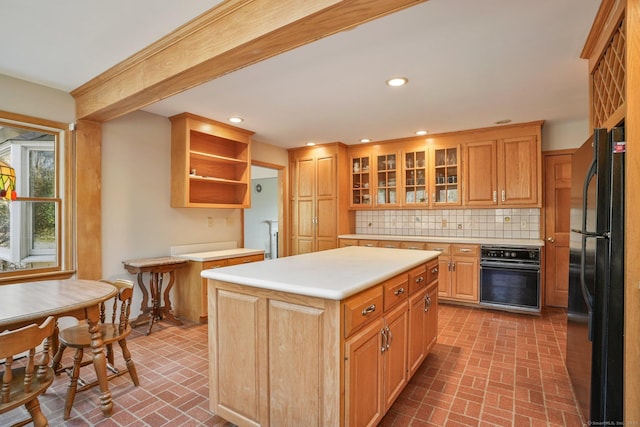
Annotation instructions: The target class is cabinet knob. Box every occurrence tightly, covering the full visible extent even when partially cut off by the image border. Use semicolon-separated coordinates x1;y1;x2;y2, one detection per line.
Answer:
415;277;424;283
431;267;439;274
394;287;406;296
547;236;555;243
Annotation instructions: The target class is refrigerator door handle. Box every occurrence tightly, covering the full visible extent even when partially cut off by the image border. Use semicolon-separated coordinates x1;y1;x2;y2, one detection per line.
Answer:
580;158;597;341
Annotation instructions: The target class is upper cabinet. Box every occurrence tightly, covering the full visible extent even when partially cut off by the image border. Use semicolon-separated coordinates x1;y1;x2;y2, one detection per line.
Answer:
403;149;428;206
346;121;543;210
170;113;254;208
432;145;461;207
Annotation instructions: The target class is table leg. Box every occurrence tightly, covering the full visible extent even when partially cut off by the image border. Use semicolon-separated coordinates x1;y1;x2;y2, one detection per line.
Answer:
159;271;183;326
131;272;152;328
146;272;160;335
87;308;113;417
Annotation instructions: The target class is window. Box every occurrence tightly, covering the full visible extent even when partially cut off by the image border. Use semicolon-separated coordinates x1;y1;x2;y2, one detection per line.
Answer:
0;115;64;276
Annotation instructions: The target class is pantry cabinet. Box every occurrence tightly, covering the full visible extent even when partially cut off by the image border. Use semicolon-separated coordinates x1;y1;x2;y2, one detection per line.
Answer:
289;143;350;255
170;112;254;208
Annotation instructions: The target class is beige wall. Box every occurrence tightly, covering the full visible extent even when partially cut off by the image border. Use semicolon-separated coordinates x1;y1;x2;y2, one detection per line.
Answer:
542;118;590;151
0;74;74;122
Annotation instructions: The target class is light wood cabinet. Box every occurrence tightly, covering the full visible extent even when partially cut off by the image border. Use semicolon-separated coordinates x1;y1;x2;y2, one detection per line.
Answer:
464;135;541;207
170;112;254;208
209;259;438;427
289;143;350;255
374;152;400;207
173;253;264;323
431;145;461;206
351;155;372;207
438;244;480;302
407;260;438;377
402;149;429;206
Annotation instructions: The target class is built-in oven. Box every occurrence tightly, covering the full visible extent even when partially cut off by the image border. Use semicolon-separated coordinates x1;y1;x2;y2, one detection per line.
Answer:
480;246;541;313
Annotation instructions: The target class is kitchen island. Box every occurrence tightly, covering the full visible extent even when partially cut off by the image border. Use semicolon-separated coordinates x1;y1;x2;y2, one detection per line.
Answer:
203;246;440;427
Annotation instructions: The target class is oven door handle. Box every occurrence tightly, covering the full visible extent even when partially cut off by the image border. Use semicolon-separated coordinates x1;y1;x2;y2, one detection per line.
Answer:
480;261;540;272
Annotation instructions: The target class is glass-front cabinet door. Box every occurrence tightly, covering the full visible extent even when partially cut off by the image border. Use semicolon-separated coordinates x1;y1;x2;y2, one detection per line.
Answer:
432;146;461;206
404;150;428;205
375;153;399;206
351;156;371;207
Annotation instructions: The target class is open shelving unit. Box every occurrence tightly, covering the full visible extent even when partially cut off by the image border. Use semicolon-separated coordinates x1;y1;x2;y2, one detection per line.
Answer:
170;112;254;208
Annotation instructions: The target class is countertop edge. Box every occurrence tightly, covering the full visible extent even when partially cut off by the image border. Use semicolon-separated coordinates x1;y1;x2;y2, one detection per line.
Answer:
174;248;265;262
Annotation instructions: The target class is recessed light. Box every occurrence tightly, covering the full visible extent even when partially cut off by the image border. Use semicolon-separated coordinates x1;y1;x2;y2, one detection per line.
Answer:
415;130;428;136
360;138;371;143
229;117;244;123
495;119;511;125
306;142;316;146
386;77;408;87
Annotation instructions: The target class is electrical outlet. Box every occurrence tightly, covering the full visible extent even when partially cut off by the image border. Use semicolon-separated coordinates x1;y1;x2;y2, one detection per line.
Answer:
441;219;447;228
457;224;463;230
521;220;528;229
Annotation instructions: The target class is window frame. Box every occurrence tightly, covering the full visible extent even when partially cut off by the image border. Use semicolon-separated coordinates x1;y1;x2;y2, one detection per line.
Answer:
0;110;72;281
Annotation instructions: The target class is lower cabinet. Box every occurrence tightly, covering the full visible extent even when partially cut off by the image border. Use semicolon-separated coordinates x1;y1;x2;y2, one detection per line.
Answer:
208;260;438;427
437;244;480;303
174;253;264;323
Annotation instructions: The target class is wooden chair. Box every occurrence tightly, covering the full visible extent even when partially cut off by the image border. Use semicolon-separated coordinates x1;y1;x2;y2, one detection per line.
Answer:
0;316;55;427
51;279;140;420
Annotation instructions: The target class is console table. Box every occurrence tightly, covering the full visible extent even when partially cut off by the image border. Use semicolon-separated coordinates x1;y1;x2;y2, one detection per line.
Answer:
123;256;188;335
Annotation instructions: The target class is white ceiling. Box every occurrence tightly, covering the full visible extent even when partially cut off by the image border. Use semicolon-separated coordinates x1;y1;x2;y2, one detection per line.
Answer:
1;0;600;149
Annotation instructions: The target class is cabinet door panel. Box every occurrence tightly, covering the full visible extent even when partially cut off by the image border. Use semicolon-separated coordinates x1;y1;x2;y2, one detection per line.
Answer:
383;302;408;410
345;321;384;427
408;288;428;376
316;197;337;246
452;257;479;301
296;158;315;198
499;136;538;205
269;300;324;426
316;156;336;198
214;290;262;423
425;284;438;354
464;140;497;206
438;258;451;298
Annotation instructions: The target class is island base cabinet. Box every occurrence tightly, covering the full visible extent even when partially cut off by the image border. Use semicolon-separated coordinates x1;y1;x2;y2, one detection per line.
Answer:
208;281;341;427
344;301;408;427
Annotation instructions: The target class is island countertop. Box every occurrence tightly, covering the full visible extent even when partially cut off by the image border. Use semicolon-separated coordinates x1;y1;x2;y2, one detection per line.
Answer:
201;246;439;300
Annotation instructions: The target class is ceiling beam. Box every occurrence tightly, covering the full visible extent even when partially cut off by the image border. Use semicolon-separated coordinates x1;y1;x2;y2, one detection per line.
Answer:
72;0;427;122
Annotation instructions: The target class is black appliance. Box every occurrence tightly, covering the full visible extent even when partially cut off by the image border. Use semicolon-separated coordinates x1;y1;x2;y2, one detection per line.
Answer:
480;246;541;312
567;126;624;423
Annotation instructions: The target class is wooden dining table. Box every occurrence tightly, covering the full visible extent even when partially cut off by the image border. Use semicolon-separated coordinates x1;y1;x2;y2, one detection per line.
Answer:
0;279;118;417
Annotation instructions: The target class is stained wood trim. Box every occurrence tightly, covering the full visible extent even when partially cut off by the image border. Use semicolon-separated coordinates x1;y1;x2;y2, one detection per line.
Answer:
582;0;626;71
72;0;427;122
625;0;640;421
541;148;576;156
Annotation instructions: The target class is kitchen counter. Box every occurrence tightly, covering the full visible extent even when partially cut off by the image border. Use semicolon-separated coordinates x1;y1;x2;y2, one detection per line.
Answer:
339;233;544;247
202;246;439;300
173;247;264;262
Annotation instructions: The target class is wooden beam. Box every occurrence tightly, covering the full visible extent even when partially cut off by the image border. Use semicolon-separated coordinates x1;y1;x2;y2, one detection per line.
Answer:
71;0;426;122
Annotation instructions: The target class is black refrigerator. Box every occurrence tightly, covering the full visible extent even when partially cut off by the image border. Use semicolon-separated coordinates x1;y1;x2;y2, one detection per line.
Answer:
567;126;625;422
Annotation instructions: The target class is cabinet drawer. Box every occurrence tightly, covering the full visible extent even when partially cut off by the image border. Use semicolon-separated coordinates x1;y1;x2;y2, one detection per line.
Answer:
451;244;480;256
203;259;228;270
383;273;409;311
408;264;427;294
379;241;403;249
426;259;439;283
344;285;383;338
400;241;426;250
358;240;379;248
340;239;359;247
227;253;265;265
425;243;450;255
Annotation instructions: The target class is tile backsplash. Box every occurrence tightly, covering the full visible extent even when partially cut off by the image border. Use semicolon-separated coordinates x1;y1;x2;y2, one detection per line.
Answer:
355;209;541;240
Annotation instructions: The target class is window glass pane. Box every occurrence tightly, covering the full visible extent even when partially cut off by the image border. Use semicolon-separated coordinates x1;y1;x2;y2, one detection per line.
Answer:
31;200;56;250
29;149;55;197
0;203;8;250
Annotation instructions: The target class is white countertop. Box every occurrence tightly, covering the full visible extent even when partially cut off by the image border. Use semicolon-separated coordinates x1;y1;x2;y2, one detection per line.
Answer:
173;248;264;262
202;246;439;300
339;234;544;248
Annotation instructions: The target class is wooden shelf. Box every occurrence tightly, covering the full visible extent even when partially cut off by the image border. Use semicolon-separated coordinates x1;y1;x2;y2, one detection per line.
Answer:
170;112;254;208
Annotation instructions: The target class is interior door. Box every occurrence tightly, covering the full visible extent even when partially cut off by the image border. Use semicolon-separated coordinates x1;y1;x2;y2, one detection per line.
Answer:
544;153;572;307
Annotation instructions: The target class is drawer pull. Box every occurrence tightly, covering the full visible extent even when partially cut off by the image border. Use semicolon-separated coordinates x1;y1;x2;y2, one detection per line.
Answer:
431;267;439;274
432;247;445;251
394;287;406;296
415;277;424;283
384;245;396;248
361;304;376;316
458;248;472;253
406;246;420;250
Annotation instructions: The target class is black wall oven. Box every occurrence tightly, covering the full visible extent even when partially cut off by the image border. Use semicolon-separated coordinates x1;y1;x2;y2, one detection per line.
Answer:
480;246;541;313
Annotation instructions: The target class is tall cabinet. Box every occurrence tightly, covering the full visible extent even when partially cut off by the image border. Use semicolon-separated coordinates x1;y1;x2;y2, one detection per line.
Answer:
289;143;351;255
